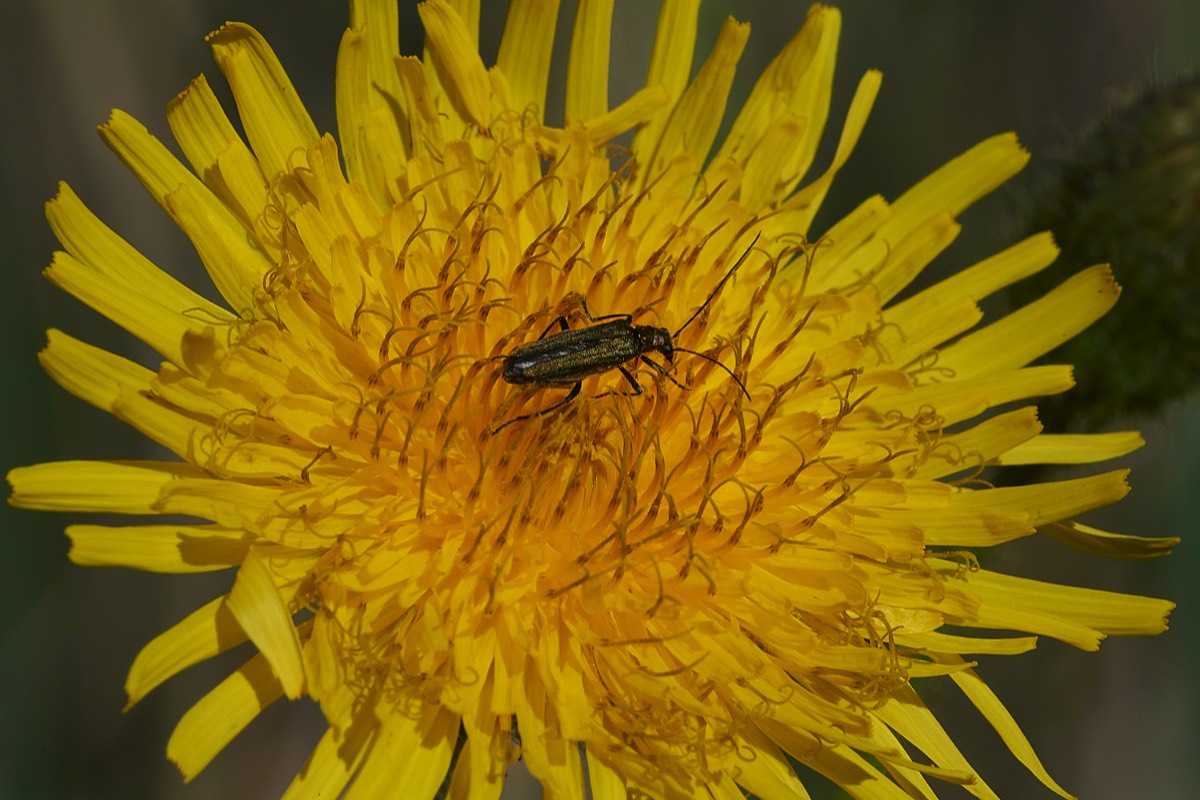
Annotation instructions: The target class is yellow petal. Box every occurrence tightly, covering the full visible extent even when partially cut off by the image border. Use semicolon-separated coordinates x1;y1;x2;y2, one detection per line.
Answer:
126;596;246;706
536;622;591;740
961;595;1106;651
443;0;481;43
714;5;840;174
207;22;319;178
872;212;962;304
98;109;272;301
99;110;268;311
768;4;840;190
629;0;701;159
800;737;927;800
995;430;1144;465
449;721;508;800
44;252;188;367
905;472;1129;550
154;477;285;528
892;365;1075;428
874;687;1000;800
895;631;1038;656
66;524;252;573
644;18;749;180
815;194;892;281
890;232;1060;320
512;669;584;798
343;704;458;800
496;0;563;123
585;749;627;800
111;387;204;459
166;73;243;179
711;772;753;800
856;723;942;800
945;657;1075;799
166;74;271;228
98;109;206;212
1040;521;1179;560
565;0;614;125
168;76;281;261
881;133;1028;243
45;182;231;326
209;441;324;481
395;55;445;160
938;265;1120;379
739;15;844;209
891;503;1030;548
336;27;375;186
226;549;306;699
167;652;285;780
953;469;1130;528
419;0;492;128
38;329;153;412
782;69;882;228
966;568;1174;640
872;296;982;371
340;0;409;193
7;460;201;514
281;719;375;800
731;725;809;799
164;181;275;316
581;85;668;145
150;362;241;421
915;407;1041;481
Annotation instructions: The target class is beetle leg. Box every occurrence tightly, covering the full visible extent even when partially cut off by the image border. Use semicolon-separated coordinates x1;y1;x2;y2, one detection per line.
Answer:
491;381;582;432
597;365;644;398
536;315;571;341
639;356;687;390
579;297;633;325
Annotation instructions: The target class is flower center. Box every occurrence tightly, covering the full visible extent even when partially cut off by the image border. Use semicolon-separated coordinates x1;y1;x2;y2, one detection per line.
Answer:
190;136;882;727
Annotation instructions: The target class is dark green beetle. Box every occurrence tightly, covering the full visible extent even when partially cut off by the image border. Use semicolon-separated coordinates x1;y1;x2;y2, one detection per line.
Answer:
493;236;758;431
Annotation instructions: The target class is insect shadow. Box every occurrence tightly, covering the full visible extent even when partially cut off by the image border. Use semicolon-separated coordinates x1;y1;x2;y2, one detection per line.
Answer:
491;234;759;433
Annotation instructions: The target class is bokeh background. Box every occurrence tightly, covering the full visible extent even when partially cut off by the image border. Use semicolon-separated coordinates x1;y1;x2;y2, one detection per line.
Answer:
2;1;1196;797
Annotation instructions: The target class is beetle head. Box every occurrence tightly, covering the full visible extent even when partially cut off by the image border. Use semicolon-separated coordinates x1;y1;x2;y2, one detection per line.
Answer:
637;325;675;361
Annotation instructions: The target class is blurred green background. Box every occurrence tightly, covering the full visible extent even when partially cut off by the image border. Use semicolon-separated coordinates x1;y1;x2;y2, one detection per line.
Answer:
1;1;1195;797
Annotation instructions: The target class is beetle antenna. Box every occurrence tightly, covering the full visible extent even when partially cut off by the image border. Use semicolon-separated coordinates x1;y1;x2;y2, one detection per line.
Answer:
673;347;751;399
671;232;761;340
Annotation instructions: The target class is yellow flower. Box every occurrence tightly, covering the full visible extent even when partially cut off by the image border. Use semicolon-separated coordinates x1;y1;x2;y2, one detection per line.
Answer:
8;1;1177;798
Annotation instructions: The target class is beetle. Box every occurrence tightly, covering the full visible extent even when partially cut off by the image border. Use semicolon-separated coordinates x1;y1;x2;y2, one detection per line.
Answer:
491;235;759;432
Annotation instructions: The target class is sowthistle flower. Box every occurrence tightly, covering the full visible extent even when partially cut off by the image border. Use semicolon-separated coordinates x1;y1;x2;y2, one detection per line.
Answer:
9;1;1176;798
